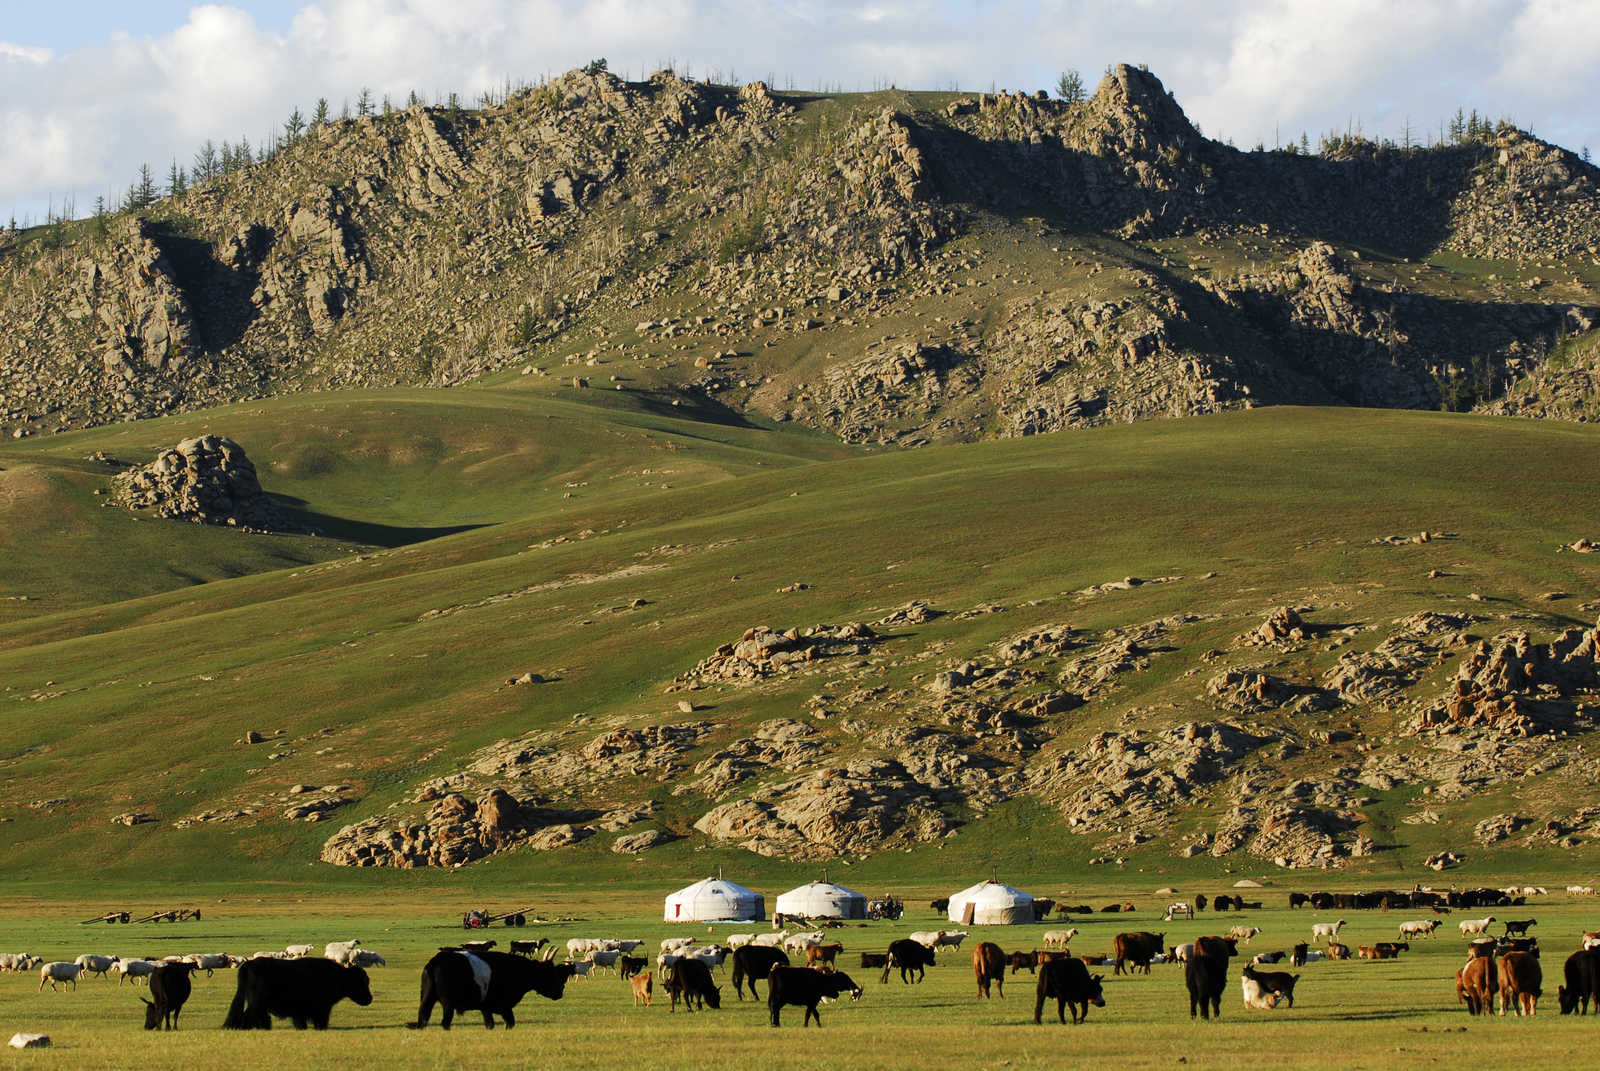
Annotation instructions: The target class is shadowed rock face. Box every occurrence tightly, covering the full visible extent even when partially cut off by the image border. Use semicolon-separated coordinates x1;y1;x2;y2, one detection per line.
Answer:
111;436;291;531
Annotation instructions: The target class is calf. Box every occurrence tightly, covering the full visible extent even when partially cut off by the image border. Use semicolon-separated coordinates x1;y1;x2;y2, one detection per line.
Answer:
1241;964;1298;1008
1457;955;1497;1015
1186;951;1228;1020
1112;931;1166;975
1499;951;1541;1016
142;962;196;1030
224;957;374;1030
631;971;652;1007
858;952;889;970
929;898;950;914
805;943;843;970
731;945;789;1000
1033;957;1105;1025
1560;948;1599;1015
665;958;721;1013
973;942;1006;999
1010;950;1039;975
883;939;935;984
767;967;862;1027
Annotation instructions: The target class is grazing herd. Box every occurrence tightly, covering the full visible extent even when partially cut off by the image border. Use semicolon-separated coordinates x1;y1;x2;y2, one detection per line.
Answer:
9;883;1600;1036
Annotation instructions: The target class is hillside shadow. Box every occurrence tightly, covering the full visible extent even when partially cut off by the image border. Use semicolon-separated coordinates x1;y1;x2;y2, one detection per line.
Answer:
270;497;487;548
144;220;267;352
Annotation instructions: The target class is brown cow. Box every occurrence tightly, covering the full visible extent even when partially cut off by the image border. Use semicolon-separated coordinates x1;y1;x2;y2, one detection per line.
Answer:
1457;955;1497;1015
805;944;842;971
1194;936;1239;962
1113;932;1166;975
631;971;652;1007
973;942;1006;998
1499;951;1541;1016
1010;950;1039;975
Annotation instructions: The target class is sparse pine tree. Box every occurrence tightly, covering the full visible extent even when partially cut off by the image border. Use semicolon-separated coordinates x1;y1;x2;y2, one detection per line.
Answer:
446;91;461;121
582;57;608;75
167;159;186;197
193;140;218;184
313;97;329;127
284;106;306;144
1585;146;1592;164
1449;108;1465;144
407;89;422;108
1300;131;1310;155
130;163;158;209
237;137;253;167
1056;68;1084;105
340;97;350;121
220;141;236;174
357;87;374;117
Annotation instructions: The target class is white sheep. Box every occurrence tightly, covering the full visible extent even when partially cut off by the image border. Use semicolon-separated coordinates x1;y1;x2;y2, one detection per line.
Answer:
113;959;158;985
1311;919;1346;940
283;944;315;959
782;930;826;953
659;936;697;953
0;953;39;973
1241;971;1283;1010
726;934;755;949
39;961;82;991
750;931;787;948
908;930;946;948
73;954;118;980
324;940;361;963
186;953;231;976
1043;928;1078;949
348;950;386;968
1459;916;1496;937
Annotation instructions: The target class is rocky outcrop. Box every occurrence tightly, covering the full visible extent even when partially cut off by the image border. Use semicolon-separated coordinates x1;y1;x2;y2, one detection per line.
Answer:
692;757;952;858
318;787;596;868
677;623;878;685
1410;619;1600;735
110;436;291;530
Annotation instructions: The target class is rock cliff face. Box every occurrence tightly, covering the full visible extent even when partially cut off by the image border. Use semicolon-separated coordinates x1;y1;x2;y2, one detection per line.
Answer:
2;64;1598;442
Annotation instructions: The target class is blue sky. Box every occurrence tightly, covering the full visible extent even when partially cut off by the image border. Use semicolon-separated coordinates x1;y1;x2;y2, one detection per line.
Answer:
3;2;1599;224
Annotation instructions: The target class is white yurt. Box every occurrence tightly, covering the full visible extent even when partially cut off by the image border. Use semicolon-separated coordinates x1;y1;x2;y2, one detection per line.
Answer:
774;879;867;920
946;879;1035;925
663;876;766;922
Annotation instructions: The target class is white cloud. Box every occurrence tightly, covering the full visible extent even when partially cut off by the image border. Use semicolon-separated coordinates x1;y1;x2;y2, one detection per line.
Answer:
2;0;1597;223
0;41;54;64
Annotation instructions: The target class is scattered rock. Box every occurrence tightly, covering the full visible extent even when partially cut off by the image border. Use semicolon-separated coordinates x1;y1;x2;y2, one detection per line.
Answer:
612;829;672;854
8;1034;50;1049
111;812;156;826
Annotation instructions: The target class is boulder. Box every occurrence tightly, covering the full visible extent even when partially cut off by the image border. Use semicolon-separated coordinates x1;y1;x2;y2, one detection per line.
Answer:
110;436;292;531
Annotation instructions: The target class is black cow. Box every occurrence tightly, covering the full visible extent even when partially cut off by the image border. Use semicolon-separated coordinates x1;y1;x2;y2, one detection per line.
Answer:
1290;943;1309;968
883;938;936;984
222;957;372;1030
930;897;950;914
731;945;789;1000
1560;948;1600;1015
412;949;574;1029
1213;895;1234;911
617;955;646;979
1032;957;1105;1025
767;966;862;1026
1193;894;1208;912
141;962;196;1030
1186;952;1228;1020
1288;892;1310;909
665;958;721;1012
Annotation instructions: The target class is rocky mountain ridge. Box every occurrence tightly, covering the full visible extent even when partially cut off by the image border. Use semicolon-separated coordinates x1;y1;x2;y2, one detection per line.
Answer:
3;64;1599;444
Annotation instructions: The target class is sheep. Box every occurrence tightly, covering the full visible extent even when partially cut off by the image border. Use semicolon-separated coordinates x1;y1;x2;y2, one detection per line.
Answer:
1566;885;1595;896
934;931;970;951
782;931;827;953
283;944;315;959
74;954;119;980
250;951;286;961
750;931;787;948
0;953;39;973
1311;919;1347;941
1042;929;1078;949
569;960;593;979
39;961;83;991
585;949;623;972
113;959;159;985
909;930;946;948
347;950;386;968
568;938;604;958
660;936;698;953
611;939;644;953
1229;926;1263;943
1459;916;1496;937
185;954;231;976
727;934;756;949
1399;920;1440;939
324;940;361;963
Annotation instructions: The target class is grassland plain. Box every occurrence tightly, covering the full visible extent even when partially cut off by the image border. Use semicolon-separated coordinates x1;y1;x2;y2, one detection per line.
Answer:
1;891;1599;1070
4;401;1600;888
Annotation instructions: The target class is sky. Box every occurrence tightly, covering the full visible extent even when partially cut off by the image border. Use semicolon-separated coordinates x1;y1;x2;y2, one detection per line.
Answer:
2;0;1598;224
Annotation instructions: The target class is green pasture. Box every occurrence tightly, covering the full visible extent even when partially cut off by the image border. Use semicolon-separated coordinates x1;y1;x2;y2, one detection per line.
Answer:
1;892;1599;1070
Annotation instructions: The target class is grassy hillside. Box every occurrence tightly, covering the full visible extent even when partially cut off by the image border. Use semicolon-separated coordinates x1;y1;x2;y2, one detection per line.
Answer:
3;399;1600;898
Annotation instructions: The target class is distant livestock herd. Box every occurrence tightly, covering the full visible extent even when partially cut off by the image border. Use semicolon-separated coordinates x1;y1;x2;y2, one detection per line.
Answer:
8;883;1600;1032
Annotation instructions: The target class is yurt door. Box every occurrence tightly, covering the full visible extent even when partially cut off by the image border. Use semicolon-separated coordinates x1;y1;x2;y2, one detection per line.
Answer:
961;901;976;925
